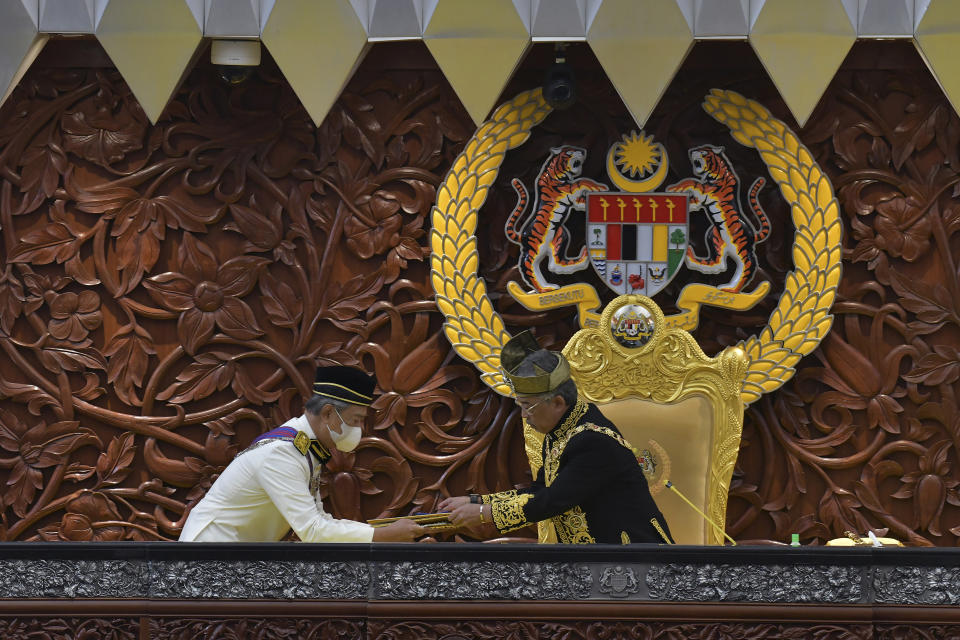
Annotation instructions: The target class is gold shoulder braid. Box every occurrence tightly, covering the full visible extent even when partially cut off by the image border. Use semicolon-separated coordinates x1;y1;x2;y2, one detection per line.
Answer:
544;421;635;485
308;439;331;464
549;398;588;444
293;431;310;455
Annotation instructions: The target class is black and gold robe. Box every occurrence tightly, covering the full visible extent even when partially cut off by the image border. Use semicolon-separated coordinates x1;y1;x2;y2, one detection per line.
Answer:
483;398;673;544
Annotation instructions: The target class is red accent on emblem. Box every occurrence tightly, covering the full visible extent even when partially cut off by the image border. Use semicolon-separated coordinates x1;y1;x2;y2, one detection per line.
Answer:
607;225;621;260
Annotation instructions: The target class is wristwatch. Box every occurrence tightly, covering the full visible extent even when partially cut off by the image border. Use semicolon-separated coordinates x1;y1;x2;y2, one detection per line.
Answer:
469;494;480;504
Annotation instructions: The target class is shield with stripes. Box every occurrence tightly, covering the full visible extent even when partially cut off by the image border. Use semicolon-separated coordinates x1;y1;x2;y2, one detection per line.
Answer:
586;192;688;296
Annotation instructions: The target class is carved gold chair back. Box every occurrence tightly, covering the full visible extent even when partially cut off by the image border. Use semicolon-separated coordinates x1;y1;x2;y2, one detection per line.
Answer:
523;294;748;545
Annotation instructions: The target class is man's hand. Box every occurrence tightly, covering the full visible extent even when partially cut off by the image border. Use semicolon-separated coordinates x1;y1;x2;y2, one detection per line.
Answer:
437;496;470;512
447;502;489;529
372;518;425;542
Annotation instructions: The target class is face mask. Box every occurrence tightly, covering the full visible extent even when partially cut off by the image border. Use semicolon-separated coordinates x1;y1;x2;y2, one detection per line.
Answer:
327;407;363;452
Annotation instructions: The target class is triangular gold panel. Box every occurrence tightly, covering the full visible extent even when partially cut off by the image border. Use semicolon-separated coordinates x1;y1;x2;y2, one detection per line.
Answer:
0;0;41;109
750;0;856;126
262;0;368;127
915;1;960;118
530;0;588;39
365;0;423;39
587;0;693;127
857;0;914;36
1;35;47;107
96;0;203;123
693;0;750;38
39;0;97;33
204;0;260;37
423;0;530;126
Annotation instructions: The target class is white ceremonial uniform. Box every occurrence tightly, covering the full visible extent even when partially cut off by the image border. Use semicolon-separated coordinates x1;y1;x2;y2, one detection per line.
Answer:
179;414;374;543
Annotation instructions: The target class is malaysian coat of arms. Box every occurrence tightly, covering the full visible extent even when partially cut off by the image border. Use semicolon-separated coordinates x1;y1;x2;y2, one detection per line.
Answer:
430;88;842;406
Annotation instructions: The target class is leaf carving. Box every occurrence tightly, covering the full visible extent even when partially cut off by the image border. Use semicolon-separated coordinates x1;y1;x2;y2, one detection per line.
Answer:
0;266;25;334
63;462;96;483
104;323;157;406
38;340;107;373
157;352;235;404
20;141;67;198
259;271;302;329
903;346;960;386
9;222;77;265
889;269;957;327
95;432;137;486
231;368;282;405
61;108;144;166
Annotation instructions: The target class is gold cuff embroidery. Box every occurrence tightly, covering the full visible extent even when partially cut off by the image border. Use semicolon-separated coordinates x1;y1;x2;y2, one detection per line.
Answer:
481;490;518;504
491;493;532;532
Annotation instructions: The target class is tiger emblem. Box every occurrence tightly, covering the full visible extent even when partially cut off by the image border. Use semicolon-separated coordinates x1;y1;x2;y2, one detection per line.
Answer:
506;146;608;292
666;145;770;292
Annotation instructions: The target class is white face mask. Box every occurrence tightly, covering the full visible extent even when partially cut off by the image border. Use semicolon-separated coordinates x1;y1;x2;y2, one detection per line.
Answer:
327;407;363;452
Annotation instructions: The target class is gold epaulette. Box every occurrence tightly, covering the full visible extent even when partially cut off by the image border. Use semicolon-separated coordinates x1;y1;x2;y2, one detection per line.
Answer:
293;431;310;455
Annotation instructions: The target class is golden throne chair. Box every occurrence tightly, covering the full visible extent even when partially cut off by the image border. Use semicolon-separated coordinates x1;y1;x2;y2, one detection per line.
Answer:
524;294;748;545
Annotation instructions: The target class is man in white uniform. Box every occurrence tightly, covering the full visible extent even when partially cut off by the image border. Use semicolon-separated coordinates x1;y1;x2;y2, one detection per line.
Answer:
180;366;423;543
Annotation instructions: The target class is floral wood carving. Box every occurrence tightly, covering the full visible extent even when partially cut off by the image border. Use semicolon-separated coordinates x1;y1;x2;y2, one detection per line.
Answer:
0;618;138;640
149;618;363;640
723;42;960;546
0;38;957;546
368;621;873;640
0;42;530;541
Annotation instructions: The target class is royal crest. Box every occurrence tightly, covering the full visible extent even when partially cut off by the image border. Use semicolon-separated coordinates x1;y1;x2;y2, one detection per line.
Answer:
636;449;657;475
609;302;655;349
586;192;688;296
431;88;841;402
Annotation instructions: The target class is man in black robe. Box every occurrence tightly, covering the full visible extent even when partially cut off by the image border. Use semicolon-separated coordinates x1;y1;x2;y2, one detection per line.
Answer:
440;332;673;544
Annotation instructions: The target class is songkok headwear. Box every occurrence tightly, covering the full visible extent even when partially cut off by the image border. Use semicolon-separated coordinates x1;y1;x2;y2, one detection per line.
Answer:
500;331;571;395
313;365;376;406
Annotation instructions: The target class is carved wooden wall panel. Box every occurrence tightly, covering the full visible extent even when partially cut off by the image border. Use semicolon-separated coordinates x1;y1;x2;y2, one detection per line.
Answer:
0;40;532;541
368;620;874;640
149;618;363;639
0;37;957;546
0;618;139;639
725;41;960;546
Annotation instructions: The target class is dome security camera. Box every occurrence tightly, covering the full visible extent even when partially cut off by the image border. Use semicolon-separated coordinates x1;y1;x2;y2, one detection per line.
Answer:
542;45;576;110
542;61;576;110
211;40;261;85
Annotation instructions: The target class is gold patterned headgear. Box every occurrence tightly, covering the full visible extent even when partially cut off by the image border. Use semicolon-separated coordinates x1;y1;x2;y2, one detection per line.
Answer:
500;331;571;395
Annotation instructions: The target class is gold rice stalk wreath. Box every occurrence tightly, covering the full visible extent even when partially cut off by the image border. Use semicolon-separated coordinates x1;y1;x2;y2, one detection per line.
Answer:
702;90;842;404
430;88;841;405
